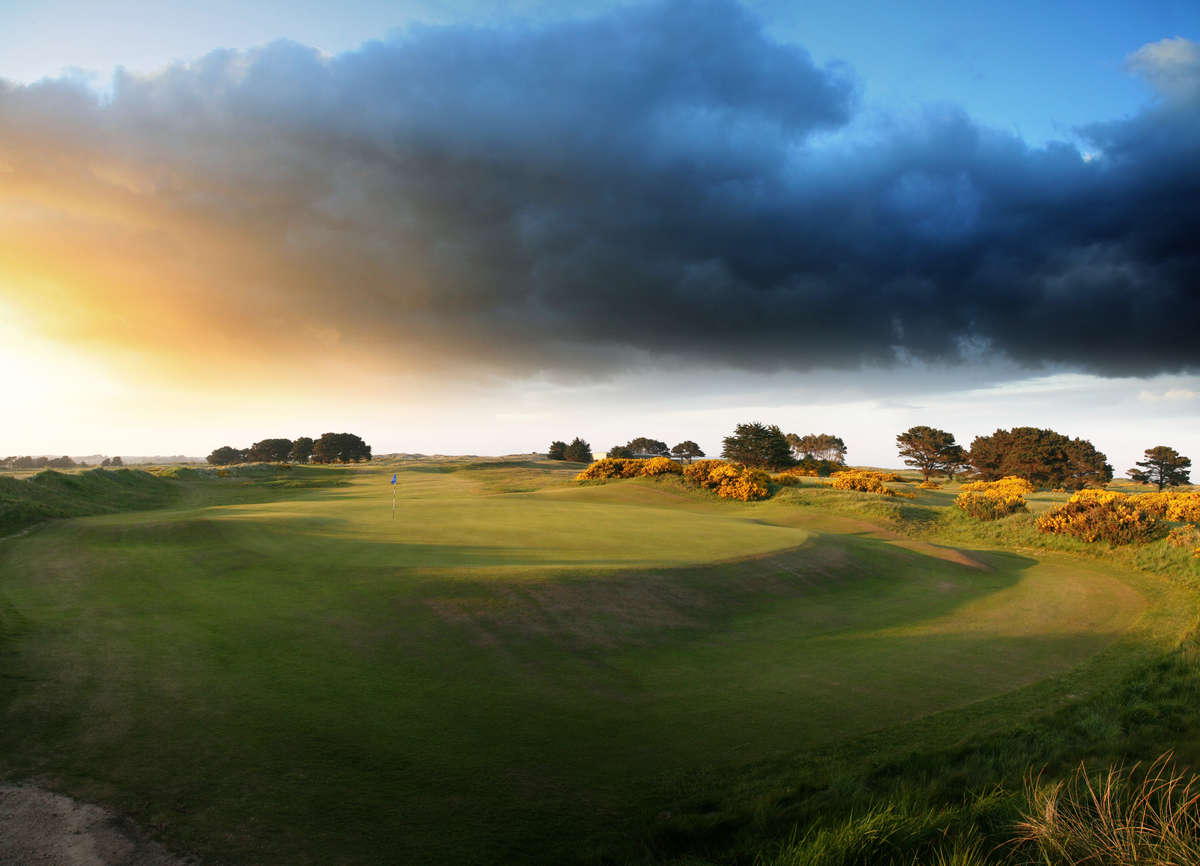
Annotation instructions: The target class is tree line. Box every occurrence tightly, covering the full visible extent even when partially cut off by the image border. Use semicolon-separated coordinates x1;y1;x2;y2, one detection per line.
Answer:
547;423;1192;492
546;425;848;471
896;425;1191;491
1;455;123;469
206;433;371;466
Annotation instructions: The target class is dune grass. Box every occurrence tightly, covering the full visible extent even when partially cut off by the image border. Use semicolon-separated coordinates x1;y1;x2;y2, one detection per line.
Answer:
0;458;1194;864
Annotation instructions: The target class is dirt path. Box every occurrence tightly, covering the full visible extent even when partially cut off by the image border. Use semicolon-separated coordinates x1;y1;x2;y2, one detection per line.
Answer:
0;785;192;865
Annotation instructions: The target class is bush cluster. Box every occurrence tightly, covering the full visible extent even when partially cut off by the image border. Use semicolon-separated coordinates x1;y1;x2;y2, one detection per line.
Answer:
954;476;1033;520
918;480;941;489
830;470;897;496
704;463;771;501
1128;490;1200;523
681;459;726;486
1035;489;1161;545
678;459;770;500
1165;525;1200;557
574;456;684;481
575;458;645;480
641;456;683;476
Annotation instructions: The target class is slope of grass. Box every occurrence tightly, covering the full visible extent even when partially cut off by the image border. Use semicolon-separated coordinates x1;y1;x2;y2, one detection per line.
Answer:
0;459;1193;865
0;468;180;536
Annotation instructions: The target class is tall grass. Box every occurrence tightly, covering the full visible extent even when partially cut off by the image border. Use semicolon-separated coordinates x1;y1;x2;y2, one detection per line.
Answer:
1015;754;1200;865
759;795;997;865
756;754;1200;866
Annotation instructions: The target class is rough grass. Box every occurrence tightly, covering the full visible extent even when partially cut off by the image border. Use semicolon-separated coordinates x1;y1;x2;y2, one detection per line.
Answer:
0;458;1195;865
0;468;179;536
1015;754;1200;864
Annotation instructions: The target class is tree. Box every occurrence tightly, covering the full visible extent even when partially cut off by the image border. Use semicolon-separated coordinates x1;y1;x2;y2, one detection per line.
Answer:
625;437;670;456
563;437;593;463
46;455;75;468
207;446;244;466
789;433;847;463
1127;445;1192;491
289;437;315;464
968;427;1111;490
607;445;634;458
547;440;567;461
941;444;970;480
896;426;961;481
1062;437;1114;490
110;456;123;467
722;422;794;469
247;438;294;463
312;432;372;464
671;441;705;464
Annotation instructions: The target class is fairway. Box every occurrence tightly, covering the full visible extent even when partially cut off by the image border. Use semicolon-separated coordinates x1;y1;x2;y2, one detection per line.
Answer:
0;461;1163;864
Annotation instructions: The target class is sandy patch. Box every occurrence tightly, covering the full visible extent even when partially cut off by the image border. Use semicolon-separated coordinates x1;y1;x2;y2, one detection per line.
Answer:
0;785;193;865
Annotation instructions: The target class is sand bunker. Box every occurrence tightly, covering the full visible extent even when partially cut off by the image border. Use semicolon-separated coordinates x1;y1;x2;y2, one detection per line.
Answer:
0;785;192;865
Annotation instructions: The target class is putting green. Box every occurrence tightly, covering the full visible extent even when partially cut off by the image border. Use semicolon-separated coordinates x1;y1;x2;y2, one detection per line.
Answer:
0;461;1160;864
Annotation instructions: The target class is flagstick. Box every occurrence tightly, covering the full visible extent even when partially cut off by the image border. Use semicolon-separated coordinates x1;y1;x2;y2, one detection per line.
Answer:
392;484;397;520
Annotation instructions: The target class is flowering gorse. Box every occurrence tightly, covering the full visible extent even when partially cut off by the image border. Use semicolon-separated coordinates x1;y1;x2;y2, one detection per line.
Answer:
1035;489;1159;545
955;476;1032;520
830;470;897;496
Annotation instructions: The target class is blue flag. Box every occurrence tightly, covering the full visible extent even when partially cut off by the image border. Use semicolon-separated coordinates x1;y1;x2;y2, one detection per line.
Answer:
390;473;397;484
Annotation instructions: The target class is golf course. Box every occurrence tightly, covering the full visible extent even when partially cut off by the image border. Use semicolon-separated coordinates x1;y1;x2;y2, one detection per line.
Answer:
0;458;1197;864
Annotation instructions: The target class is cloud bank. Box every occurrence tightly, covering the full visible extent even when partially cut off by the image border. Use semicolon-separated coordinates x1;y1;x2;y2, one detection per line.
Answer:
1;1;1197;382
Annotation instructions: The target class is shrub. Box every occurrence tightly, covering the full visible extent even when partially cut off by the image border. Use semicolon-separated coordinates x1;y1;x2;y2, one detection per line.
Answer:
1166;525;1200;552
1127;490;1200;523
1167;491;1200;524
579;456;767;501
1035;490;1160;545
1130;491;1173;517
706;464;770;501
958;476;1034;496
682;459;728;487
641;456;682;476
678;460;769;500
770;473;801;487
830;470;897;496
575;458;645;480
918;480;941;489
954;476;1032;520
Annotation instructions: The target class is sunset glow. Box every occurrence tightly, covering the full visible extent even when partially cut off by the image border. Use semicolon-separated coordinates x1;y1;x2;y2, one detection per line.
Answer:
1;0;1197;467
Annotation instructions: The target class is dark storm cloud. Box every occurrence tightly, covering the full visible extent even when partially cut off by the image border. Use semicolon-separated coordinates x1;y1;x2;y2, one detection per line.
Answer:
1;0;1197;378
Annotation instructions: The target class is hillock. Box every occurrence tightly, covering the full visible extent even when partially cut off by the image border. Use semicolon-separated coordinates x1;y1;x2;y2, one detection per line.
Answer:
0;468;179;536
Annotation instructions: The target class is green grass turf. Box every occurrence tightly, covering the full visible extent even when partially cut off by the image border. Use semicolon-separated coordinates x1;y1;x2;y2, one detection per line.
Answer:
0;459;1189;864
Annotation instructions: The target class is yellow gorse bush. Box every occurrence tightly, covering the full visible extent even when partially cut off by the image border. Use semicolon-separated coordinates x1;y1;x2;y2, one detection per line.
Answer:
954;476;1031;520
682;459;728;486
577;456;764;500
918;480;941;490
959;476;1034;496
641;456;683;476
1035;489;1160;545
830;470;897;496
1037;487;1200;527
575;456;684;480
1167;492;1200;523
1097;491;1200;523
701;463;770;501
676;460;771;501
574;458;647;480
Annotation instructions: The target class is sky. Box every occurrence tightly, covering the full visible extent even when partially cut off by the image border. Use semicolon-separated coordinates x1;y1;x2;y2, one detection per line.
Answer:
1;0;1198;469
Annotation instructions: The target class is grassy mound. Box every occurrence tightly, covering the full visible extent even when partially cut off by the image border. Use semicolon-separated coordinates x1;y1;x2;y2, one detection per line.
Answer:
0;468;179;536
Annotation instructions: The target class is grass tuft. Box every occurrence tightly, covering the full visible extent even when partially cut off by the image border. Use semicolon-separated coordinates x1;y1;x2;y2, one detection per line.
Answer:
1014;753;1200;865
